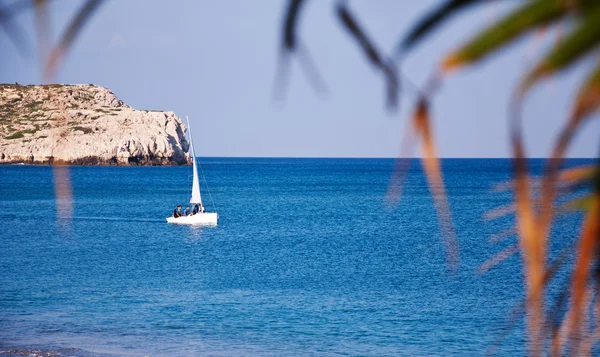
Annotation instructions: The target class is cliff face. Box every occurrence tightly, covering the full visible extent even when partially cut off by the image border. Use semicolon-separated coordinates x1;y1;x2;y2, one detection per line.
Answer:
0;84;191;165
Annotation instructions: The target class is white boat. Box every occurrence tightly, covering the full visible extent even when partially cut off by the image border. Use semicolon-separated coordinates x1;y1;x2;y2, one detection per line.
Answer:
166;212;218;225
166;117;218;226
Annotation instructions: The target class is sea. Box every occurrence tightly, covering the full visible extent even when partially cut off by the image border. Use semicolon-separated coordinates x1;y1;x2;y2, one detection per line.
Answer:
0;158;593;356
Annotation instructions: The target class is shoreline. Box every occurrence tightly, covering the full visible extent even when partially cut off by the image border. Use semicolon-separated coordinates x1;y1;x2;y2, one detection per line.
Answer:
0;156;191;166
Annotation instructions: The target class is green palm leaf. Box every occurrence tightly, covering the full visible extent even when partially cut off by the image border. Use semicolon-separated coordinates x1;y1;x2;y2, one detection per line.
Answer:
523;9;600;91
399;0;500;54
443;0;599;71
561;195;595;212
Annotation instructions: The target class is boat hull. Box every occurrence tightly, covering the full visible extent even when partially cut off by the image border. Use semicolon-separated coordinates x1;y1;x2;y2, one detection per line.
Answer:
166;213;218;226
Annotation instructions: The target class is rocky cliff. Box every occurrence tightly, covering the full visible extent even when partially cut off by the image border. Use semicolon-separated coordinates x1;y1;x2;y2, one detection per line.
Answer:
0;84;191;165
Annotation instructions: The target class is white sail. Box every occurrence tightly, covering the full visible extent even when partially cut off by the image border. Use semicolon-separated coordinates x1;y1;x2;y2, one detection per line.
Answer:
187;117;202;205
166;115;217;226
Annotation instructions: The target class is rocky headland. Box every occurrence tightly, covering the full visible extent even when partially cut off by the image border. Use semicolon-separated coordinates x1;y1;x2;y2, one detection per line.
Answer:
0;84;191;165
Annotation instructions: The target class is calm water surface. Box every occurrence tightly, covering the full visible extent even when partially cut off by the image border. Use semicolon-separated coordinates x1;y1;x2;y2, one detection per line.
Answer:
0;158;590;356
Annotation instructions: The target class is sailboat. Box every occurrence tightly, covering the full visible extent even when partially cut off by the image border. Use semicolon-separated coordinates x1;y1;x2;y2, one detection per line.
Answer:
166;117;218;226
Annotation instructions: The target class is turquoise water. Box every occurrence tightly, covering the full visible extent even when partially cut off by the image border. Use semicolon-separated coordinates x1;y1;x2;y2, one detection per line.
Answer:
0;158;590;356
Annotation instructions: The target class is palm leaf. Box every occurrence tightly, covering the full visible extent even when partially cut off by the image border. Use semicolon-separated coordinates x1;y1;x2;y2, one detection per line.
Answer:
45;0;104;80
282;0;306;50
510;116;545;355
478;243;519;273
572;58;600;119
484;203;515;220
336;2;398;110
275;0;328;101
399;0;500;54
413;98;460;269
442;0;592;72
489;227;516;244
523;10;600;91
562;196;599;352
486;245;573;355
0;0;32;55
533;58;600;268
52;166;73;226
560;195;594;212
386;121;418;206
548;279;571;357
493;165;597;192
559;165;597;184
38;0;104;232
33;0;49;64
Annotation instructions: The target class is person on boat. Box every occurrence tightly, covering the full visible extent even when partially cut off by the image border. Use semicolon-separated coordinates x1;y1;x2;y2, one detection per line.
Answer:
192;204;200;215
199;203;205;213
183;205;191;216
173;205;183;218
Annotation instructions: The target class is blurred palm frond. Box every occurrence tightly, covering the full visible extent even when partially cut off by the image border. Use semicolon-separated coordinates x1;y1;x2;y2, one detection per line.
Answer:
275;0;327;101
44;0;104;81
335;1;398;110
279;0;600;354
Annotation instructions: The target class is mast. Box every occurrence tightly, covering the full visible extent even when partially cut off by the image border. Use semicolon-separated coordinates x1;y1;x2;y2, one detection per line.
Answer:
186;116;202;205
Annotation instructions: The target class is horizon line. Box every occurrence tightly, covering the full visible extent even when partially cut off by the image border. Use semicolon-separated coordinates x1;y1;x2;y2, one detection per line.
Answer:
193;156;597;160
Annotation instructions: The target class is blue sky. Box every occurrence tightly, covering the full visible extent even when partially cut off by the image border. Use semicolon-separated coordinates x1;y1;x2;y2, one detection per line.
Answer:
1;0;598;158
